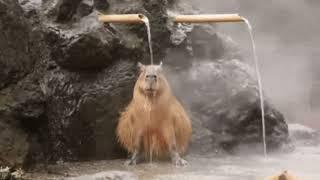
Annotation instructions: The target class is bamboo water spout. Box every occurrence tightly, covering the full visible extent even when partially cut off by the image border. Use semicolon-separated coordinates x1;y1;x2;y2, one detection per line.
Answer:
98;14;147;24
98;14;244;24
173;14;245;23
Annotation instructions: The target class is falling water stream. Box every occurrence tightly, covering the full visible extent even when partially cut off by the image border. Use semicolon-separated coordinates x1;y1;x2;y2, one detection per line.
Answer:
141;15;155;162
242;18;267;157
141;18;154;65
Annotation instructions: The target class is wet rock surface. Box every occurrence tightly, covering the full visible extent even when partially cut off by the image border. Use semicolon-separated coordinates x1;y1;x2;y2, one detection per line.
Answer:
0;0;289;169
166;24;288;153
166;59;289;153
43;60;135;161
0;0;34;89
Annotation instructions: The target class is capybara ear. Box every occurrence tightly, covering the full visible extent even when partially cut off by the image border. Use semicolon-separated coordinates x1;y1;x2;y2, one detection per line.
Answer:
137;62;145;72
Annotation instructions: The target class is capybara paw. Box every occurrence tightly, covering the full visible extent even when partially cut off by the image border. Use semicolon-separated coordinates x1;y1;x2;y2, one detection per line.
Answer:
125;159;137;166
174;158;188;167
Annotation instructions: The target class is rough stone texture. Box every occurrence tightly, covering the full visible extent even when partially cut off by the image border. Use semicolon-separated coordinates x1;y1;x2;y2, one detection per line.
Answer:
56;0;82;22
47;14;118;70
0;0;46;167
0;0;34;89
165;59;289;153
0;0;289;168
42;60;136;161
93;0;109;12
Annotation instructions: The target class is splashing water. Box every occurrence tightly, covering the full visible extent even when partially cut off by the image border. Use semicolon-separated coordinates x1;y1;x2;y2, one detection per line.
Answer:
141;18;154;65
243;18;267;157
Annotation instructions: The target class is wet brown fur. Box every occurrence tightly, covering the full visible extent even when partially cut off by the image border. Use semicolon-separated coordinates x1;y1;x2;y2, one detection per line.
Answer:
116;65;192;159
266;171;300;180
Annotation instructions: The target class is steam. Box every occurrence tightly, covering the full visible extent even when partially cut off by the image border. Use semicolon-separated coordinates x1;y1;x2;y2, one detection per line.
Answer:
186;0;320;129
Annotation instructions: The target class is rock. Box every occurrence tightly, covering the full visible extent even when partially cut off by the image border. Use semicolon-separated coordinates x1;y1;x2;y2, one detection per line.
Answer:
166;24;242;69
0;108;29;167
288;124;319;144
0;74;47;167
56;0;82;22
93;0;109;12
43;60;136;161
189;25;226;60
47;13;115;70
0;0;34;89
77;0;93;18
0;167;24;180
165;21;288;153
47;8;146;71
165;59;289;152
66;171;138;180
18;0;42;18
108;0;172;61
289;124;316;139
0;0;46;167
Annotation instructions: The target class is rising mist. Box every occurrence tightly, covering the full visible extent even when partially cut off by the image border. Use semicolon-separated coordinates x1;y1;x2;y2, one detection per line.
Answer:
187;0;320;129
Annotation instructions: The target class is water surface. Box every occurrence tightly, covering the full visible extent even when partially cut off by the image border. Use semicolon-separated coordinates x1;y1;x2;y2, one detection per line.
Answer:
25;142;320;180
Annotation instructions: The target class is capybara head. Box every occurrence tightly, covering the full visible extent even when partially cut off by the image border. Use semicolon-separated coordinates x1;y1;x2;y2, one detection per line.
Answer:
136;62;168;96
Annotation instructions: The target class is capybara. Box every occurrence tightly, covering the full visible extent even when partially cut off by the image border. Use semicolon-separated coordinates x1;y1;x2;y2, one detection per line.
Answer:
116;62;192;166
265;171;300;180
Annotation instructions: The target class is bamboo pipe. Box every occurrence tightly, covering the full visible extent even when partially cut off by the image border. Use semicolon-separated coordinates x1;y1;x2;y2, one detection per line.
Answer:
173;14;245;23
98;14;147;24
98;14;244;24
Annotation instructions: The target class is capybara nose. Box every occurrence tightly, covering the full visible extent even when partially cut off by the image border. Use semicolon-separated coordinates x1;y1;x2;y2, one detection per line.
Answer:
146;74;157;80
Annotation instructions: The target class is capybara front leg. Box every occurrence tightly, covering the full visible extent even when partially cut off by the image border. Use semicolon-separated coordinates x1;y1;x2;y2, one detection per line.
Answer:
170;150;188;167
125;132;142;166
169;142;188;167
125;150;140;165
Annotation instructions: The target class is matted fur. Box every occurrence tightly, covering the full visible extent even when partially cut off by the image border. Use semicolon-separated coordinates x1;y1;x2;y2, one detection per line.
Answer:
116;65;192;158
